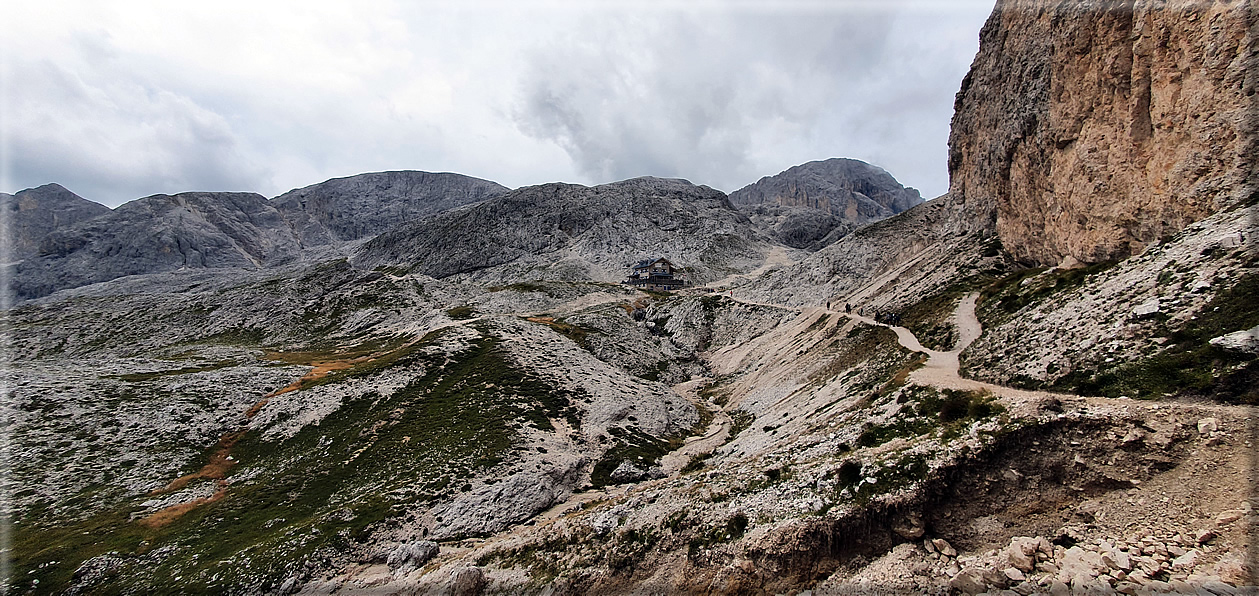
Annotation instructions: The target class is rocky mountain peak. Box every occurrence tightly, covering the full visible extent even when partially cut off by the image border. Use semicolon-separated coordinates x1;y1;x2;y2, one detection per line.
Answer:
2;183;111;261
728;157;923;249
355;175;769;284
729;158;922;219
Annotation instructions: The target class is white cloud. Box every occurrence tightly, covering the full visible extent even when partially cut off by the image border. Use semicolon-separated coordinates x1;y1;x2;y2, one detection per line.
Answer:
1;0;992;206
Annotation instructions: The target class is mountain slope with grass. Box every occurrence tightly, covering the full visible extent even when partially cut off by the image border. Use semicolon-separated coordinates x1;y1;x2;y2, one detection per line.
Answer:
5;0;1258;593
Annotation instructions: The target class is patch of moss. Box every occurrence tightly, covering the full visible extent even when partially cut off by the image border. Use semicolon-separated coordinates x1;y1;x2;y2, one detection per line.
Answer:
590;427;672;488
857;387;1003;448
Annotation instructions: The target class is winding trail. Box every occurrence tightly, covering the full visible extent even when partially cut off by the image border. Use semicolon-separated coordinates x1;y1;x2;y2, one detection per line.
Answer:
658;378;731;475
837;292;1037;397
318;284;1248;592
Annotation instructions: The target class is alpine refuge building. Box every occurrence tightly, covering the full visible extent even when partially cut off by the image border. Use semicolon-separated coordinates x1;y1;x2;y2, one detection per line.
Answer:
625;258;686;292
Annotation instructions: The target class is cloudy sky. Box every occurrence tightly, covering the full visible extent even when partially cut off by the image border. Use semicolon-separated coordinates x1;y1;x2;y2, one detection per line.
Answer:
2;1;994;208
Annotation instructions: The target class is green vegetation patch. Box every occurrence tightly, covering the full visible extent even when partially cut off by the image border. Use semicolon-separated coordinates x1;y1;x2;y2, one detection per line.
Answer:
856;387;1003;448
808;324;901;387
193;327;266;347
680;452;712;474
977;262;1118;327
446;305;477;319
686;512;749;559
11;327;584;593
488;281;552;294
1049;271;1259;403
590;427;675;488
529;316;600;352
724;410;754;444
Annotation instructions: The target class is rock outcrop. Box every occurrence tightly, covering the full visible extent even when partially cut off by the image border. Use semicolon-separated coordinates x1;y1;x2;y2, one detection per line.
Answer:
9;172;512;300
948;0;1258;266
14;192;301;299
729;158;923;249
271;170;508;246
356;176;776;285
1;184;110;261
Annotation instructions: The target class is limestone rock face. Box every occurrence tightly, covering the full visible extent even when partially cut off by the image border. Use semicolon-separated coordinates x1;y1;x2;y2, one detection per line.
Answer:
729;158;923;248
948;0;1258;266
272;170;508;246
2;184;111;261
729;158;922;223
13;192;301;299
356;176;775;285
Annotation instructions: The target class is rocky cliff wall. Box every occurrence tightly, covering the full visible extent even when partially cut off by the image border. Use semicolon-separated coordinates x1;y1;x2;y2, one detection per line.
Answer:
949;0;1258;266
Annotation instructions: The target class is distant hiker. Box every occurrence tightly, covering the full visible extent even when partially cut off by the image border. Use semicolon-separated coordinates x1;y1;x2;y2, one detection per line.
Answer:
845;303;851;313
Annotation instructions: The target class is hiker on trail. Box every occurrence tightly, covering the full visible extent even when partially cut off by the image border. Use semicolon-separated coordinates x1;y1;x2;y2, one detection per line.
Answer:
845;303;851;313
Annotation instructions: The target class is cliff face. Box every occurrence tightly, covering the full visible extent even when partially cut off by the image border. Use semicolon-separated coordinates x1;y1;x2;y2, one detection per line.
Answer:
949;0;1258;266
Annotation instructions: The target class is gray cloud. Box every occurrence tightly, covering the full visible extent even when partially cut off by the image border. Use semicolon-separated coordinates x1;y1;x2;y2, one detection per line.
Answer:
4;44;269;206
512;9;901;190
2;1;993;206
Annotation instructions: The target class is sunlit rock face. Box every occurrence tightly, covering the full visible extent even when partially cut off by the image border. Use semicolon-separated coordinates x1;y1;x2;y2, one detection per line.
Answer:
948;0;1258;266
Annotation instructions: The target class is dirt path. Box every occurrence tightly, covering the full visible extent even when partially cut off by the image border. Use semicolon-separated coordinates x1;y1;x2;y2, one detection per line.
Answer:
826;293;1081;405
138;351;398;528
659;378;731;475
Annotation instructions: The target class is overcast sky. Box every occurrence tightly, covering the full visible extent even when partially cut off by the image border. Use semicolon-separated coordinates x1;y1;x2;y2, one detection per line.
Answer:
2;1;994;208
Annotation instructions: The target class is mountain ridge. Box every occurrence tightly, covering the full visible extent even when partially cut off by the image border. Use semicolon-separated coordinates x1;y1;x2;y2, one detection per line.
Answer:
728;157;924;250
5;1;1258;591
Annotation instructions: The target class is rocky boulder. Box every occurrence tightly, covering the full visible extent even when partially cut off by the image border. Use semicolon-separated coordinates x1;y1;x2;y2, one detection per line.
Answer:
386;541;439;574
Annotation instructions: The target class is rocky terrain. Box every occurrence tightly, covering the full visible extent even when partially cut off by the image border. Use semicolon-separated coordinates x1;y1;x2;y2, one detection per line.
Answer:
272;171;509;247
4;0;1258;594
1;184;110;261
948;0;1258;266
728;158;924;250
356;176;781;287
8;171;508;300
